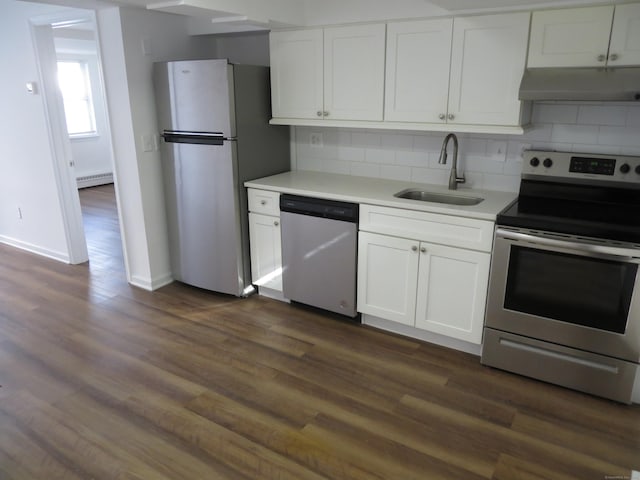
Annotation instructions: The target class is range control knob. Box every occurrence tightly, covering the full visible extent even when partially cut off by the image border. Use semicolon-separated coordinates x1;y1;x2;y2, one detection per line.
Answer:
620;163;631;174
529;157;540;167
636;165;640;175
543;158;553;168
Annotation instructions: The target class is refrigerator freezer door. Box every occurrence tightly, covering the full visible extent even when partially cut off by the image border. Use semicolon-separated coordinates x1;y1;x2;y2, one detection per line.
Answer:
164;140;244;295
166;59;235;137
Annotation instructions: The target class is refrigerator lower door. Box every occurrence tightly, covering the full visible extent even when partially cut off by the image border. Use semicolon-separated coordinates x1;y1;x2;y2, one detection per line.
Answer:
164;140;245;295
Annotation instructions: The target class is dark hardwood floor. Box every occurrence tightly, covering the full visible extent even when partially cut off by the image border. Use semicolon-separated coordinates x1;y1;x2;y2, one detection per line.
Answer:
0;183;638;479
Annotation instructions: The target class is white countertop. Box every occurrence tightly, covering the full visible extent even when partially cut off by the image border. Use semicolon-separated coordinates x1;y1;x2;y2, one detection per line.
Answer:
245;171;517;221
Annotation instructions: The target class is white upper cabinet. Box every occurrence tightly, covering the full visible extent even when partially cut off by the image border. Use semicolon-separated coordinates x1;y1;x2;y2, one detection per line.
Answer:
448;12;530;126
270;29;323;119
528;6;615;68
609;3;640;67
270;24;386;121
384;13;530;127
528;3;640;68
384;19;453;123
324;24;386;121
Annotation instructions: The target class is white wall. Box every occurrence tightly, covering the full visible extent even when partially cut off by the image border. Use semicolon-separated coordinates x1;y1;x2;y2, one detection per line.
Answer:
0;0;79;261
97;6;213;289
293;102;640;192
55;38;113;182
204;31;270;66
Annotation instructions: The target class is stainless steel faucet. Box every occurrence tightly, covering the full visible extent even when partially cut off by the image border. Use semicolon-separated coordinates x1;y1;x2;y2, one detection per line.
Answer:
438;133;465;190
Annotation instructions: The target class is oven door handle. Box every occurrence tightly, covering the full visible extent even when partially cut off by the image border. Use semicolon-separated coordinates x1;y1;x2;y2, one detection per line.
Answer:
495;228;640;262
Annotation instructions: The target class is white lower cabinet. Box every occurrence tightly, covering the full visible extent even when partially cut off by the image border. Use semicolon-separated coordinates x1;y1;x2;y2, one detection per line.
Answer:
357;233;419;326
247;189;283;293
249;212;282;291
414;242;490;344
357;206;493;345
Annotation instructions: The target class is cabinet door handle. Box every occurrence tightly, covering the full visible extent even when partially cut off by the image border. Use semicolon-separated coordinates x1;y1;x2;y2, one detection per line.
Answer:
274;220;279;227
609;53;619;61
323;111;329;117
439;113;446;120
317;111;323;117
597;54;606;62
448;113;455;121
411;245;418;252
260;200;267;205
420;247;427;253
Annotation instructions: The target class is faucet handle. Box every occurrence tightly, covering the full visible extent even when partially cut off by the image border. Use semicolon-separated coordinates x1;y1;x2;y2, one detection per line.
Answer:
456;174;466;184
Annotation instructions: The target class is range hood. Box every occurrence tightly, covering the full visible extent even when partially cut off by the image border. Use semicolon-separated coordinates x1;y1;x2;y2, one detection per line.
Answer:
519;68;640;102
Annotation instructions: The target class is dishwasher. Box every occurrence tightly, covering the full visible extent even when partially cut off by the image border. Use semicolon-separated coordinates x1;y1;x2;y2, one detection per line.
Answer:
280;194;359;318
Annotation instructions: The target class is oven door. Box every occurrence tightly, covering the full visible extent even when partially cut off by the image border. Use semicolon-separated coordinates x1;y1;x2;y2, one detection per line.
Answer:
485;227;640;363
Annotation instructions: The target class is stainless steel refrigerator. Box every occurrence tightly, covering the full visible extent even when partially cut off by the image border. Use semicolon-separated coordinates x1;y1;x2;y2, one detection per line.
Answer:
154;59;289;296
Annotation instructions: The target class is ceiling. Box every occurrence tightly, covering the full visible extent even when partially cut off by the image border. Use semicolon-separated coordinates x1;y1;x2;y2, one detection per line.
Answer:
23;0;621;34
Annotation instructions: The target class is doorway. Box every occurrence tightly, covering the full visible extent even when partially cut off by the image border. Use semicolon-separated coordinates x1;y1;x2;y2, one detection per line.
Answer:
31;9;126;276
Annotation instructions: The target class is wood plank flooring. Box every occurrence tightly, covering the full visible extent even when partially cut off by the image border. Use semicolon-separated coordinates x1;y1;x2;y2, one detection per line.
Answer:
0;183;638;479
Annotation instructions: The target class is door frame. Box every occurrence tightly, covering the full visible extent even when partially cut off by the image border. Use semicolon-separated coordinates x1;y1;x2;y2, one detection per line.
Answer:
30;10;130;277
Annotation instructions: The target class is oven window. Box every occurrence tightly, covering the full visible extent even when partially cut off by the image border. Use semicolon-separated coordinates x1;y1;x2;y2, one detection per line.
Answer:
504;246;637;333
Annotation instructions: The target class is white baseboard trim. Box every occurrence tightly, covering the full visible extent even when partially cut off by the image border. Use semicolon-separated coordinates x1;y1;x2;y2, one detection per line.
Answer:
130;272;174;291
0;235;70;264
77;172;114;189
362;313;482;356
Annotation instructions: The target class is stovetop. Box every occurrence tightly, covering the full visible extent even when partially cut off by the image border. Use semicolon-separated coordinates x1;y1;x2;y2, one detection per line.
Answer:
497;151;640;244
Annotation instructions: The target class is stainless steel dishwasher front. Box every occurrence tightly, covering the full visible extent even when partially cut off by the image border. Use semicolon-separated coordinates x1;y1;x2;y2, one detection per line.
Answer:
280;194;359;318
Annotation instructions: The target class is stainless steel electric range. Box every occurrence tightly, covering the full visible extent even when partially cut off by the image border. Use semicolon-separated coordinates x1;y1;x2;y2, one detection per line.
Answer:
482;150;640;404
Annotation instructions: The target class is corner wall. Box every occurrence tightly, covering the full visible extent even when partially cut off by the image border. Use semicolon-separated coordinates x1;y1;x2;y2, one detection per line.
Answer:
97;6;214;290
0;0;79;262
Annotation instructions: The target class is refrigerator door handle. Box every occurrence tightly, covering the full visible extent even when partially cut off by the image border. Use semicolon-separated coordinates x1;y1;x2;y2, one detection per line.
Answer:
161;130;226;145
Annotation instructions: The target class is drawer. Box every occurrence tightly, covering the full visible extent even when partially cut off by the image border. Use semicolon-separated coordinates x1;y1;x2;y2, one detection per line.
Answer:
359;204;494;252
248;188;280;216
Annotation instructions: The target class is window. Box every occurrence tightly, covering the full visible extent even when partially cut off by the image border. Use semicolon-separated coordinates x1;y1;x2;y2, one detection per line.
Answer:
57;60;97;136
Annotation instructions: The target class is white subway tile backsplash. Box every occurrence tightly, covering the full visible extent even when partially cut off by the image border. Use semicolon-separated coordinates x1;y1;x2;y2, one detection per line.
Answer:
411;167;448;185
413;134;443;152
381;133;413;150
337;146;365;162
365;148;395;164
352;132;381;148
598;127;640;150
350;162;381;178
578;105;627;126
395;150;428;167
532;103;578;124
292;101;640;194
521;124;553;142
551;124;599;144
323;159;351;175
297;156;323;172
627;107;640;127
380;165;412;181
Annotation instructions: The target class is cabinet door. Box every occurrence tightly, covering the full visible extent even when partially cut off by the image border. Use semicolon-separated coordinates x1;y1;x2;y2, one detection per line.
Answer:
415;243;490;344
270;29;324;119
448;12;530;126
248;213;283;291
357;232;419;326
528;6;614;68
609;3;640;67
385;19;453;123
324;24;386;121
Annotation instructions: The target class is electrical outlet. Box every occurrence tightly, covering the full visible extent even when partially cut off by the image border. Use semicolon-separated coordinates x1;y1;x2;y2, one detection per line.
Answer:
487;140;507;162
310;132;323;148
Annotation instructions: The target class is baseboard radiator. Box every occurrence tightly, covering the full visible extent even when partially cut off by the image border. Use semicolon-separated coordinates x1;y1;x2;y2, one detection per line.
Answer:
77;172;114;189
